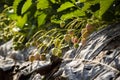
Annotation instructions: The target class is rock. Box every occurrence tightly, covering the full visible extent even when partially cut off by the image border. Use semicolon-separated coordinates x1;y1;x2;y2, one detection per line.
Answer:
0;40;37;61
7;50;24;63
63;49;77;58
54;23;120;80
0;59;15;71
0;40;13;58
12;55;62;80
30;74;43;80
0;59;18;80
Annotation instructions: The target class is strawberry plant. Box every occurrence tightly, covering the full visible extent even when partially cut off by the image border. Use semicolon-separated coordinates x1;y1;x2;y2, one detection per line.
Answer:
0;0;120;56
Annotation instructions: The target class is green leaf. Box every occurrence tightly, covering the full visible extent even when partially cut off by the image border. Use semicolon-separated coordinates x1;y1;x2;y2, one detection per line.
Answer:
61;9;85;20
13;0;21;13
99;0;114;18
79;0;86;2
81;0;100;11
37;0;49;9
81;2;91;11
71;0;76;3
94;10;99;18
16;14;28;28
51;19;61;24
74;9;85;17
22;0;32;14
79;0;97;3
50;0;56;3
57;2;75;12
8;14;18;20
37;12;47;27
61;12;74;20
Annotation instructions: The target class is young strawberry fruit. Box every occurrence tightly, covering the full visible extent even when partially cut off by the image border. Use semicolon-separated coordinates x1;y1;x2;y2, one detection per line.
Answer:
60;21;65;28
81;38;86;46
53;38;61;48
68;29;74;36
74;43;79;48
86;23;95;33
64;34;71;42
81;28;87;34
40;54;46;61
25;42;30;47
34;52;40;60
51;48;59;56
71;36;79;43
51;48;62;57
56;49;62;57
82;31;89;39
29;55;35;62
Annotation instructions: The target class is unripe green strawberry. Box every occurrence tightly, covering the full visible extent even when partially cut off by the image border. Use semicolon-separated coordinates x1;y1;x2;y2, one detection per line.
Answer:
40;54;46;61
51;48;62;57
51;48;58;55
29;55;35;62
86;24;95;33
56;49;62;57
25;42;30;47
81;28;87;34
68;29;74;36
34;52;40;60
81;38;86;46
60;21;65;28
53;38;61;48
74;43;79;48
82;31;89;38
64;34;71;42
